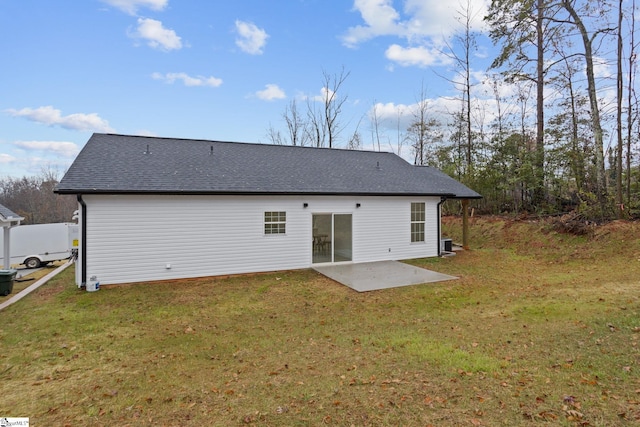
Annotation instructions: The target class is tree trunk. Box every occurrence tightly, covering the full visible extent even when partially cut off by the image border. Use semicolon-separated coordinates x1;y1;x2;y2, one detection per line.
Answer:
616;0;624;218
562;0;607;213
626;0;636;207
534;0;546;207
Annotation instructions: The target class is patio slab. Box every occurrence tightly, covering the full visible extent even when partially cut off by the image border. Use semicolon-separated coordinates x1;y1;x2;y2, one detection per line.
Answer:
313;260;457;292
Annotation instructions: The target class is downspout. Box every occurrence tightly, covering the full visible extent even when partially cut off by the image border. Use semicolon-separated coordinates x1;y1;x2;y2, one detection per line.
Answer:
77;194;87;287
437;197;447;257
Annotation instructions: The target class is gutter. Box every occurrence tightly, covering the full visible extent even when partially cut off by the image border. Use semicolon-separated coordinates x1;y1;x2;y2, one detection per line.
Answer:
77;194;87;287
55;189;471;198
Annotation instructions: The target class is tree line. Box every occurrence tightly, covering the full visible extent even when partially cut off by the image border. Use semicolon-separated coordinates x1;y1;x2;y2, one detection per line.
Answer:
266;0;640;221
0;169;76;225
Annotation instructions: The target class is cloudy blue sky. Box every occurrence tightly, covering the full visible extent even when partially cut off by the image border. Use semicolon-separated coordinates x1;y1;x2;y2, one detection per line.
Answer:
0;0;493;178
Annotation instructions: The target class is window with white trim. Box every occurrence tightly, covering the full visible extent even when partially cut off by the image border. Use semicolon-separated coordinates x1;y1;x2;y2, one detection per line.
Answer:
410;202;425;242
264;211;286;235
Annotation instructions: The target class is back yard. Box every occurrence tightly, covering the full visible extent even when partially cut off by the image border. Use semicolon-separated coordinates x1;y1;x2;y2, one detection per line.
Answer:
0;216;639;426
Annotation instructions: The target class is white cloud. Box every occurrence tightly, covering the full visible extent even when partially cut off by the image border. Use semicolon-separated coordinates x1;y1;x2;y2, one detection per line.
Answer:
305;87;337;103
101;0;168;15
385;44;451;67
342;0;403;47
134;18;182;51
370;78;526;142
0;153;16;164
369;95;476;131
343;0;489;71
235;20;268;55
591;56;616;106
479;74;517;100
6;106;115;132
13;141;80;158
151;72;223;87
369;100;450;129
371;101;413;118
134;129;158;137
256;84;286;101
592;56;614;79
404;0;488;35
23;157;74;176
343;0;488;48
369;101;414;131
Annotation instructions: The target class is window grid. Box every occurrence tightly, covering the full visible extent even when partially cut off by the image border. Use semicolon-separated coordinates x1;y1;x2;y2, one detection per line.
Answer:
264;211;286;235
411;202;425;242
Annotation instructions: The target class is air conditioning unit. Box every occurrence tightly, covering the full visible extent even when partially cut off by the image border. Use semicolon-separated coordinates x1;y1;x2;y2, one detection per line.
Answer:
440;238;453;253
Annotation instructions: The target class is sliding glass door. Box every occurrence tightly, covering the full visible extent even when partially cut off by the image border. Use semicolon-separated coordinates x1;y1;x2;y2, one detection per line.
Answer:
333;214;352;262
312;213;352;264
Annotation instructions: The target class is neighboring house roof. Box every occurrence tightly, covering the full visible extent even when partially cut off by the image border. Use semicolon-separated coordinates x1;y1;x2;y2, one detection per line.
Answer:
0;203;23;225
55;133;482;199
0;203;19;220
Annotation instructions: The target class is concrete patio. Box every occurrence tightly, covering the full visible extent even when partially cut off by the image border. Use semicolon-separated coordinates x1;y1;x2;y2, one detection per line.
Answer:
313;260;457;292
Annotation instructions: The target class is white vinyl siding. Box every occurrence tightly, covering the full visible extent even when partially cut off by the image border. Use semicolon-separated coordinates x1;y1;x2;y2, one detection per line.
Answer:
80;194;441;286
83;195;308;285
352;196;438;263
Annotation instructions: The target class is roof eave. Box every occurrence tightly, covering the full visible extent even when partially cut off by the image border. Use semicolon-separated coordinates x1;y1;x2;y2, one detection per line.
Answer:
446;195;483;200
54;188;464;198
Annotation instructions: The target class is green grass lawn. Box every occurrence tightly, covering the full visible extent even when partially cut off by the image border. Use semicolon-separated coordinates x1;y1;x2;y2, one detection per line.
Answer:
1;217;639;426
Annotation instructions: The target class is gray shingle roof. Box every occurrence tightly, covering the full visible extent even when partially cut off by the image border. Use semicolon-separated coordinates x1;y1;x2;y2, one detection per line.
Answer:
55;133;481;198
0;203;21;221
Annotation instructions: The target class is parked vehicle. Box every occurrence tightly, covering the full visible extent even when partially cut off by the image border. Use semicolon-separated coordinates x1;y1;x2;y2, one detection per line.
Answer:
0;223;78;268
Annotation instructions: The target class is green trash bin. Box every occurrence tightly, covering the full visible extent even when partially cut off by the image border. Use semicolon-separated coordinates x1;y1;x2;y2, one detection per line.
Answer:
0;269;18;296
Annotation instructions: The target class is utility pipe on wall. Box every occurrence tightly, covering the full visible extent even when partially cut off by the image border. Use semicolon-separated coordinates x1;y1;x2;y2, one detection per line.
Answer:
77;195;87;287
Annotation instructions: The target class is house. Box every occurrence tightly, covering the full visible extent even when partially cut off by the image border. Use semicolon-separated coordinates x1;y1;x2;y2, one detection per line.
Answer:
55;133;481;287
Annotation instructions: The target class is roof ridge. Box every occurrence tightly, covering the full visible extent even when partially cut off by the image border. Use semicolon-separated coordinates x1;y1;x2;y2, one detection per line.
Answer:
96;133;396;155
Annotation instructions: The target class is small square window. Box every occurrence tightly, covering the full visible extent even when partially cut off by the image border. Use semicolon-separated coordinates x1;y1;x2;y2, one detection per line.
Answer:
265;211;286;235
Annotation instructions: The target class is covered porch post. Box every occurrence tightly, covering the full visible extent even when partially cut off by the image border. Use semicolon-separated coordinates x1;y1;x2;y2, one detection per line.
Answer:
0;204;24;269
462;199;470;250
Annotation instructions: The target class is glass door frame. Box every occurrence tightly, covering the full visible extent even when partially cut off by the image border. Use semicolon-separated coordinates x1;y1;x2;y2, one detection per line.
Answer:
312;212;353;264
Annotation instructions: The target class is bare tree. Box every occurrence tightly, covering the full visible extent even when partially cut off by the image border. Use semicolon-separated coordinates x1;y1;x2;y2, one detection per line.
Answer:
369;101;383;152
305;97;326;147
346;115;364;151
407;84;442;165
267;99;311;146
488;74;514;141
347;131;363;151
267;68;350;149
266;124;285;145
321;67;350;148
283;99;308;146
395;109;406;157
453;0;477;176
0;167;76;224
